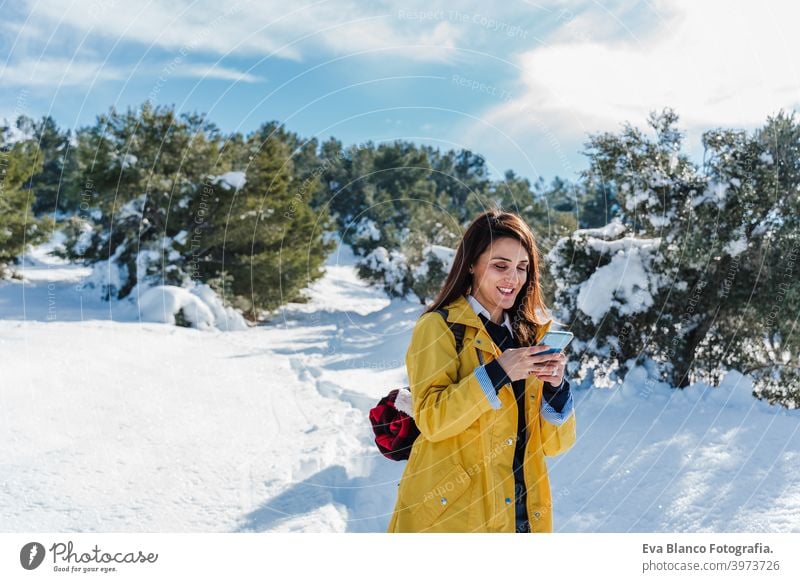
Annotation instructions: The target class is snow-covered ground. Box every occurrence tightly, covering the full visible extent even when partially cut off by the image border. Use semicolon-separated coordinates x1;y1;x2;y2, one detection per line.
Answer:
1;237;799;532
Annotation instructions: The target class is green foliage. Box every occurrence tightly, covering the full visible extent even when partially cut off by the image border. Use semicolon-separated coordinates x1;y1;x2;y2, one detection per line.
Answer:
44;103;334;318
551;108;800;407
59;102;223;298
15;115;79;215
9;100;798;406
697;111;800;407
402;205;462;303
186;124;336;318
410;252;447;305
0;124;53;274
308;142;582;303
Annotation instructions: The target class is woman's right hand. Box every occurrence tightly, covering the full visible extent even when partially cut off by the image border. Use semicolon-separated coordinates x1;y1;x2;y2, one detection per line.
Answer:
495;345;564;382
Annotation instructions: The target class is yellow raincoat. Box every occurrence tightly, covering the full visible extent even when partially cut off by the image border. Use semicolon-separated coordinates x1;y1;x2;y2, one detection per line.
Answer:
387;294;576;533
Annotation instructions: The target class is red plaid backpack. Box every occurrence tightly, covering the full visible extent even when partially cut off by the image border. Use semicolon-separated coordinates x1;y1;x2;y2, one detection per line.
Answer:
368;308;466;461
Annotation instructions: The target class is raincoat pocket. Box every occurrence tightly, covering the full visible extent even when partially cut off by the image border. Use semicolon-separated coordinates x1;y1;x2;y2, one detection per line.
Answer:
411;463;472;529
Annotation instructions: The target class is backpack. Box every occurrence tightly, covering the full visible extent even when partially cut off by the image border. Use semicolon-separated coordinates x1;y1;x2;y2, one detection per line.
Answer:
368;308;466;461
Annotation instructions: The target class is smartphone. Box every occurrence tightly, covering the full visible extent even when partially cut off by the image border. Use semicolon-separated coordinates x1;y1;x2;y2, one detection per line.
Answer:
536;331;574;355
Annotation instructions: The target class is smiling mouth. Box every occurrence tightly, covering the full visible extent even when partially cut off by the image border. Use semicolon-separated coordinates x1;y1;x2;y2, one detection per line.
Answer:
497;287;514;296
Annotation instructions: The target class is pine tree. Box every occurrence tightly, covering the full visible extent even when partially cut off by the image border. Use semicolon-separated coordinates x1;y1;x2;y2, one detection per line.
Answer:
62;102;222;297
549;108;800;407
0;122;53;275
188;124;336;319
16;115;78;216
696;111;800;406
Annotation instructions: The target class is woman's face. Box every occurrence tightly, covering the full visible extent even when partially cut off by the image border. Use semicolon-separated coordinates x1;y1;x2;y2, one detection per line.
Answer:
469;236;530;323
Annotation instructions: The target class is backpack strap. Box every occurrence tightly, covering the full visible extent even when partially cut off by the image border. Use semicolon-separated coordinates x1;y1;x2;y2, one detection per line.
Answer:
434;308;466;354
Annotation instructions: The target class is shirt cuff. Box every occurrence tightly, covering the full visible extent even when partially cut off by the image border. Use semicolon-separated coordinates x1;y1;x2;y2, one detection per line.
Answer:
483;359;511;393
542;377;571;412
474;365;503;409
541;389;574;426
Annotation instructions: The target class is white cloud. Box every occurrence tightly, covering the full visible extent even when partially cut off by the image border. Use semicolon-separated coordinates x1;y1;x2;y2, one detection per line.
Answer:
0;57;263;88
0;58;124;87
15;0;463;64
477;0;800;146
319;16;462;62
176;64;264;83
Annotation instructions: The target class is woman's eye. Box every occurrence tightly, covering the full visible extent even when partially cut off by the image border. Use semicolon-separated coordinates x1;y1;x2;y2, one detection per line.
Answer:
495;265;527;272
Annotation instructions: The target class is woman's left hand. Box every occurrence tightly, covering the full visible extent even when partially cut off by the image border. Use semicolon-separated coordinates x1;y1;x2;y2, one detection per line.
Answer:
526;346;566;386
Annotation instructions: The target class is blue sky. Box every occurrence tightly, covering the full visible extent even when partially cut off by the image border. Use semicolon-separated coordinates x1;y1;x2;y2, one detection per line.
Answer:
2;0;799;182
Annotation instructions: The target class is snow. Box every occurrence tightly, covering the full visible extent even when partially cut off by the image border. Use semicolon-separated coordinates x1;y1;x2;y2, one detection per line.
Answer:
120;153;138;169
692;180;729;208
80;240;129;300
1;117;28;144
174;230;189;245
138;284;214;326
190;284;250;331
3;230;247;331
354;217;381;242
117;193;147;220
71;220;94;256
137;284;247;331
560;367;800;532
582;231;662;256
414;244;456;278
552;225;668;333
647;213;671;228
752;206;784;237
724;236;748;257
668;151;679;171
359;246;408;294
212;171;247;190
576;245;658;324
577;218;626;240
627;188;655;209
1;234;799;533
424;244;456;270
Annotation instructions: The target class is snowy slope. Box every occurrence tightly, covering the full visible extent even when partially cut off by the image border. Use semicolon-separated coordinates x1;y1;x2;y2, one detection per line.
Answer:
1;237;798;533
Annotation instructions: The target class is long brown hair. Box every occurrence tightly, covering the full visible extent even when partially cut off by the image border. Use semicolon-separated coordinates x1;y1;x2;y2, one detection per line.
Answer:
425;208;551;347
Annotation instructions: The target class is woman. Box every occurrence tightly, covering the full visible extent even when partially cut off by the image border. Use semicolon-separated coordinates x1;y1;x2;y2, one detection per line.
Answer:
387;209;576;533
